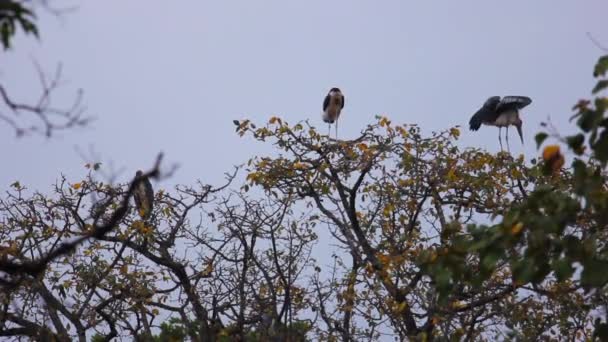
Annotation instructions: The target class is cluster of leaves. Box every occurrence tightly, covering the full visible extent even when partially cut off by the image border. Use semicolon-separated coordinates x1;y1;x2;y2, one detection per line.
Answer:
234;114;580;340
1;34;607;338
422;54;608;340
0;164;317;341
0;0;38;49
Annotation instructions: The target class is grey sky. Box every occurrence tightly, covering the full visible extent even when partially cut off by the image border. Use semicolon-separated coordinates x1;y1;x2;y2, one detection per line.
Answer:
1;0;607;192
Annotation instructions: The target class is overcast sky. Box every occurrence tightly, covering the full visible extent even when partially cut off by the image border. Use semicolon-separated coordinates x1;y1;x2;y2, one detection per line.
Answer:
1;0;607;192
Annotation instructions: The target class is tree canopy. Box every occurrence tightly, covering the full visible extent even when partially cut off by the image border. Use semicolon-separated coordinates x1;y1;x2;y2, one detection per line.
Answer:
2;3;608;340
0;54;607;341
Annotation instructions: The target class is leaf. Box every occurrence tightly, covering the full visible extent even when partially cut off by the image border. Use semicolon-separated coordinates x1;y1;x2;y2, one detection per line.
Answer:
590;129;608;165
552;259;574;282
592;80;608;94
534;132;548;149
566;134;585;155
542;145;561;161
449;127;460;138
232;120;239;126
581;258;608;287
201;263;213;276
450;300;466;309
593;55;608;77
356;143;369;151
72;182;82;190
511;222;524;235
594;322;608;341
577;110;602;132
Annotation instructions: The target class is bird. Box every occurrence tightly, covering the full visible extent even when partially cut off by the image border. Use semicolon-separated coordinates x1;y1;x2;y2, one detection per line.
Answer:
133;170;154;220
322;87;345;138
469;96;532;151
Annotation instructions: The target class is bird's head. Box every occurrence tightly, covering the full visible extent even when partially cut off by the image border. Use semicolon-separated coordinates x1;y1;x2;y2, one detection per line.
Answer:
136;170;144;177
328;87;342;95
515;119;524;144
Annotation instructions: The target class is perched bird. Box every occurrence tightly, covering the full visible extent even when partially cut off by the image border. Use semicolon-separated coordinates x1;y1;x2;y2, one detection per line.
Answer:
322;87;345;138
469;96;532;151
133;170;154;220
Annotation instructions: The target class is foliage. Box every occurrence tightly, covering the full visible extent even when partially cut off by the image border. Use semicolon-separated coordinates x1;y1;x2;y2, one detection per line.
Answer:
0;0;38;50
422;54;608;340
0;1;89;137
1;36;607;339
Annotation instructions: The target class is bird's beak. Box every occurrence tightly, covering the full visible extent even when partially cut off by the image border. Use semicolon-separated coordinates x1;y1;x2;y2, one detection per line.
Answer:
516;123;524;144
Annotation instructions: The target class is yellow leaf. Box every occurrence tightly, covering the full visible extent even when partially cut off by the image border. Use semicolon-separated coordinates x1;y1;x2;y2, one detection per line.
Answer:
395;301;408;313
377;253;390;266
451;300;466;309
72;182;82;190
511;168;522;178
293;162;307;170
542;145;561;162
429;251;438;263
543;145;565;174
152;308;159;316
201;263;213;276
511;222;524;235
356;143;369;151
450;127;460;138
382;203;395;217
447;168;457;181
120;264;128;275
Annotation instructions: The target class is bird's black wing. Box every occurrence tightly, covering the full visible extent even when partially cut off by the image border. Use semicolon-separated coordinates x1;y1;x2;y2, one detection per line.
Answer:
340;94;345;109
496;96;532;114
323;94;330;111
469;107;497;131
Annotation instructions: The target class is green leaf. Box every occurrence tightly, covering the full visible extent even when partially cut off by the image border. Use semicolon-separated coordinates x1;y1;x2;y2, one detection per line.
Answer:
566;133;585;153
593;55;608;77
581;258;608;287
552;259;574;281
592;80;608;94
593;130;608;164
534;132;548;149
594;322;608;341
512;259;536;284
577;110;602;132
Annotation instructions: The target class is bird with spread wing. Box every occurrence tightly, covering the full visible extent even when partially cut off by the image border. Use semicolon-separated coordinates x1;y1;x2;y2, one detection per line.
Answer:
469;95;532;151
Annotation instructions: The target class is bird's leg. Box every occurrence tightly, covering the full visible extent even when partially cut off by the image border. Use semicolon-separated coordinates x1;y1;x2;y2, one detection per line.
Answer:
328;123;331;138
498;127;503;151
506;126;510;153
335;118;339;140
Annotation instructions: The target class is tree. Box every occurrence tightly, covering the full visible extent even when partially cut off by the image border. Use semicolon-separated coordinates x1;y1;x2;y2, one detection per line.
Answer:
1;54;607;339
418;54;608;341
0;0;90;137
1;10;607;338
